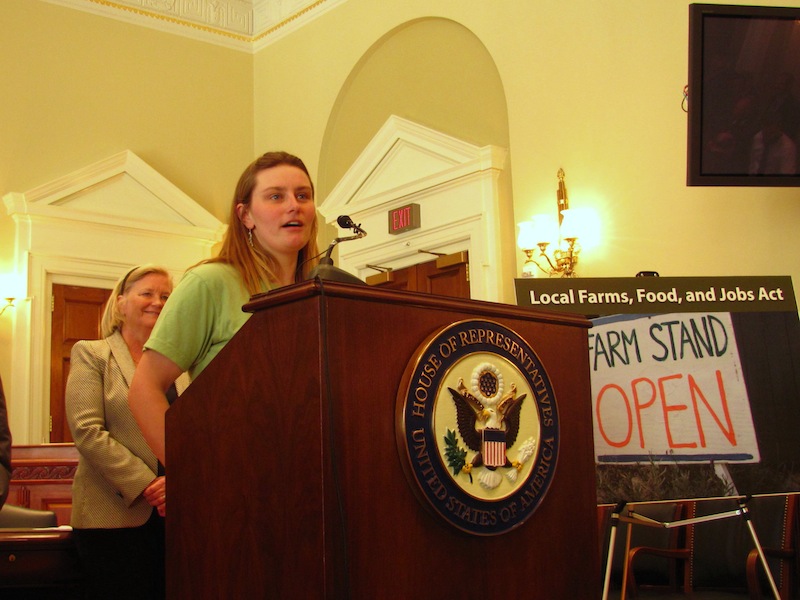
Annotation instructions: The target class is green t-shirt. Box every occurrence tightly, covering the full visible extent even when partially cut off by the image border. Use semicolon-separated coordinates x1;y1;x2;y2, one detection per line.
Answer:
144;262;254;379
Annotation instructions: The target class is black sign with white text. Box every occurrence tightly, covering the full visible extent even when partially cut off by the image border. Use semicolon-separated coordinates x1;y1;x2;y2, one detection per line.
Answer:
515;275;800;503
515;276;797;316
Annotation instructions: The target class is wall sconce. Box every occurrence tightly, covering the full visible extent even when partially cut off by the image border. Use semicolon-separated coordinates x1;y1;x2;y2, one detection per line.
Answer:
0;297;14;317
0;272;22;316
517;168;584;278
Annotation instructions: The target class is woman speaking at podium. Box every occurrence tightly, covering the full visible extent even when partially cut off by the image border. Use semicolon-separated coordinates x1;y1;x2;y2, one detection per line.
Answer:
129;151;319;468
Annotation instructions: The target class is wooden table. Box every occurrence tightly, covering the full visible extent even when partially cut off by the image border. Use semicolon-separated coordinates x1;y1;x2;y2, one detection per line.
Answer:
0;527;83;597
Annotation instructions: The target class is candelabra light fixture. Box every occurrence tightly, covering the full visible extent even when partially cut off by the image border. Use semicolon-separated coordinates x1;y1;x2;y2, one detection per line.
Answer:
517;168;583;278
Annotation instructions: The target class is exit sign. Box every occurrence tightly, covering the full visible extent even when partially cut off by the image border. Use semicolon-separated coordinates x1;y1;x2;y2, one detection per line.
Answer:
388;203;420;235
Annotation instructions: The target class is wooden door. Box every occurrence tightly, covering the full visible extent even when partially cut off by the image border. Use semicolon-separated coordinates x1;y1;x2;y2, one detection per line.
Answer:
49;284;112;442
366;251;470;299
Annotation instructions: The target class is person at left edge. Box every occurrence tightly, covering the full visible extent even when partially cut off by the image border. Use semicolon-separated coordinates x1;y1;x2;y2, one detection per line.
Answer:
66;265;188;600
0;374;11;509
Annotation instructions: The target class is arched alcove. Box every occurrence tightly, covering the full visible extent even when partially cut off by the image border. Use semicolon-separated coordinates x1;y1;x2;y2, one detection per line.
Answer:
317;17;516;302
318;17;510;197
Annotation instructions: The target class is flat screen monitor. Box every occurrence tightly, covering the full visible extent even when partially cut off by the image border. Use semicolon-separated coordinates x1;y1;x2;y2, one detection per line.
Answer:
687;3;800;186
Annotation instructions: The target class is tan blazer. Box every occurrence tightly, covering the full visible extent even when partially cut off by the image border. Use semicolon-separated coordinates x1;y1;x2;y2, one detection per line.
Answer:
66;331;188;529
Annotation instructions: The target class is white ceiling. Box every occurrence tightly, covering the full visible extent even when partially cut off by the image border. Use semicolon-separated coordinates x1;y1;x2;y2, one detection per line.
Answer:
44;0;347;51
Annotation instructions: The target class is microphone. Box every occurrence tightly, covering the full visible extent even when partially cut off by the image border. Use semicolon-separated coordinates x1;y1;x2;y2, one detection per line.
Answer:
336;215;367;237
336;214;355;228
319;215;367;263
306;216;368;285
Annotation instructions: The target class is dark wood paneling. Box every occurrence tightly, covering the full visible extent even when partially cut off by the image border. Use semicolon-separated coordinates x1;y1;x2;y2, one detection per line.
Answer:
8;444;78;525
167;281;598;598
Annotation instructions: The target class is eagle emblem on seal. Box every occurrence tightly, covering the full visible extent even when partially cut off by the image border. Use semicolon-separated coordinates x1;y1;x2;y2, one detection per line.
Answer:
446;362;537;490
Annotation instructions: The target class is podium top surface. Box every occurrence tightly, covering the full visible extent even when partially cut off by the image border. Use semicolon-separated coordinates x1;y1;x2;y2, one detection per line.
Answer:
243;279;591;329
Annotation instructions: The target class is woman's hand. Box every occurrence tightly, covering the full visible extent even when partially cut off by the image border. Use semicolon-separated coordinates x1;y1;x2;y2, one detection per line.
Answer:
144;475;167;516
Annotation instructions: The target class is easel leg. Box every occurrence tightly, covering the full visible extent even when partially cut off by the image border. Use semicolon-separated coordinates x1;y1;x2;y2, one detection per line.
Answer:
740;498;781;600
619;508;634;600
602;502;626;600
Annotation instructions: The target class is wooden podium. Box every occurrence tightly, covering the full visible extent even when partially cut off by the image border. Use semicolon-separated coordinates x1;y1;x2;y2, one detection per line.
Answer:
166;281;600;598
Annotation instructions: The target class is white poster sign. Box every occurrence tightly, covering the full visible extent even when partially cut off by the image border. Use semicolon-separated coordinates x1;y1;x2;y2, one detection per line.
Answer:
590;312;759;464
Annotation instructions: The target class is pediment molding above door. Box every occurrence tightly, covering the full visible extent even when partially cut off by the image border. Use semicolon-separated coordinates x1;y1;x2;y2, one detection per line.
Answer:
318;115;512;303
4;150;223;239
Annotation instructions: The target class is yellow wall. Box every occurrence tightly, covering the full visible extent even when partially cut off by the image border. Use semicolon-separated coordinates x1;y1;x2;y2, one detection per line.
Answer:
2;0;800;436
1;0;254;219
0;0;255;396
254;0;800;286
316;17;510;197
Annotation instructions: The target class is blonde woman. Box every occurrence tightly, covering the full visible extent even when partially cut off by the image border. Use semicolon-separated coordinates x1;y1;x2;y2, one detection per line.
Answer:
67;265;187;600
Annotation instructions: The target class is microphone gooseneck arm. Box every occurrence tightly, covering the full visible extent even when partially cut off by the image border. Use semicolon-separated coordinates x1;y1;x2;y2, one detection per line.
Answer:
307;215;369;286
319;216;367;265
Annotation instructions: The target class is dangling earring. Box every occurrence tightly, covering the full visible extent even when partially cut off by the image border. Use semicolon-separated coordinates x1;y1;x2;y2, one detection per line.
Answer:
247;227;254;248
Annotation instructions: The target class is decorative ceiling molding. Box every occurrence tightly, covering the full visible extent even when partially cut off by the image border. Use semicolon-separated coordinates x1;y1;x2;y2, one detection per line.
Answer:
42;0;347;52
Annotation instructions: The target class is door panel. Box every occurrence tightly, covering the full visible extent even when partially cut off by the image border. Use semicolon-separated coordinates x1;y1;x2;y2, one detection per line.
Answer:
50;284;112;443
366;266;413;293
418;254;469;298
367;252;470;299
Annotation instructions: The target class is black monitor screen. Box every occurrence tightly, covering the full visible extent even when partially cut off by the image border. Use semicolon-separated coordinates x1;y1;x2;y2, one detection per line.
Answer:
688;3;800;186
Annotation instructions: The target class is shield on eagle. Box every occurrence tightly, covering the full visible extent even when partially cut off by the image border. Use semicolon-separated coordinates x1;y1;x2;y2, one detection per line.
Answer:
482;427;507;468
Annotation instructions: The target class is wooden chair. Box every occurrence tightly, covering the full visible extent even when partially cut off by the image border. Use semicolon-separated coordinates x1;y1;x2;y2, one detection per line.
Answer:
599;501;685;597
0;503;57;528
745;493;798;600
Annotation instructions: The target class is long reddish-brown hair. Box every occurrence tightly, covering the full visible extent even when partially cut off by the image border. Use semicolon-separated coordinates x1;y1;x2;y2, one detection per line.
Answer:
204;151;320;295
